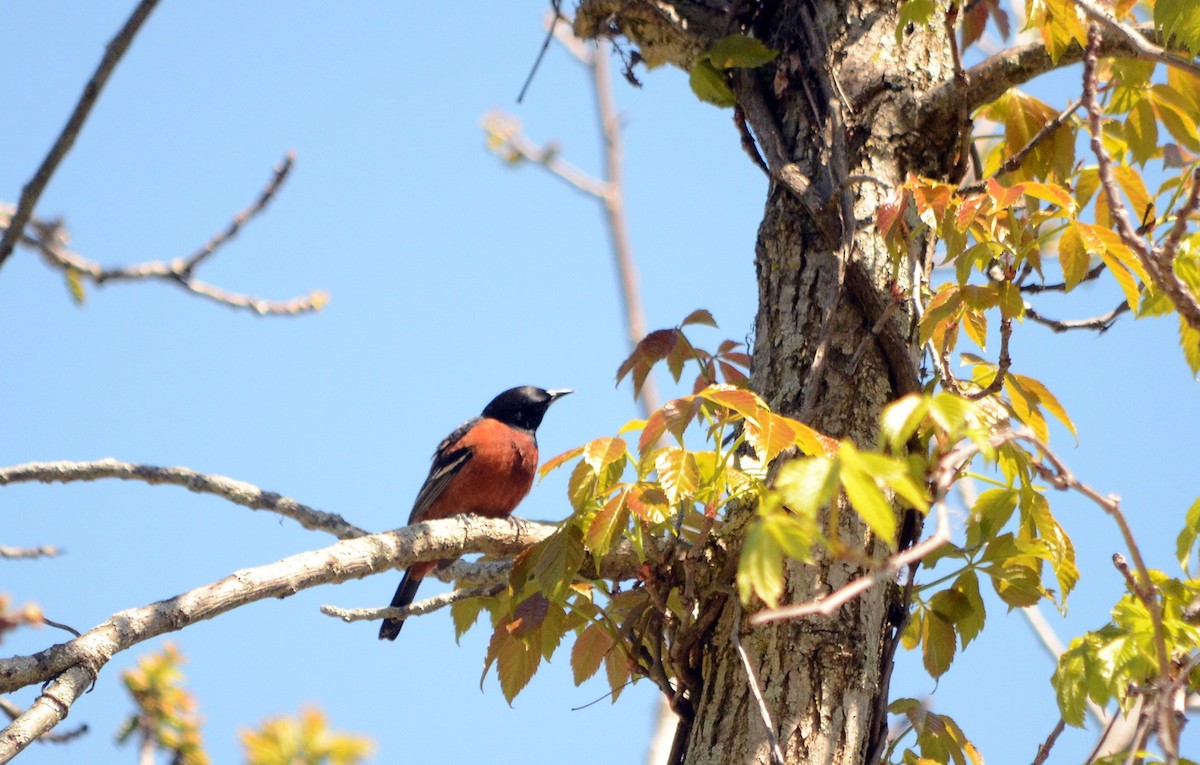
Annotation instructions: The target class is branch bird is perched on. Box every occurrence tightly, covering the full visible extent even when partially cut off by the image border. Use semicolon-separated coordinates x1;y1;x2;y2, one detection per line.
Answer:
378;385;572;640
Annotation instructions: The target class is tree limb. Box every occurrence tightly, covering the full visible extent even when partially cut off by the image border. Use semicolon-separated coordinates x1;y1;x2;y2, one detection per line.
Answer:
0;0;161;272
926;22;1172;115
0;515;640;759
0;458;366;540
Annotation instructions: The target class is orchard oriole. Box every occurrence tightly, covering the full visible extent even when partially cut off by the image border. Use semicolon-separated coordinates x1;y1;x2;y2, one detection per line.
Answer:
378;385;571;640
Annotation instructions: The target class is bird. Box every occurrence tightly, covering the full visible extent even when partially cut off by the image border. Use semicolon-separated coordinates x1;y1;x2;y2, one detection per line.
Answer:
378;385;572;640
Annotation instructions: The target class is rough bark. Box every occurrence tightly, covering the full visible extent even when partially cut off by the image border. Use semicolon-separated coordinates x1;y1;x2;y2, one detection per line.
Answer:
578;2;966;764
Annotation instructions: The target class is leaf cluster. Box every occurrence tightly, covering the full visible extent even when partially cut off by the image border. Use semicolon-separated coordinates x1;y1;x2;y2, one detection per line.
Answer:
117;643;209;765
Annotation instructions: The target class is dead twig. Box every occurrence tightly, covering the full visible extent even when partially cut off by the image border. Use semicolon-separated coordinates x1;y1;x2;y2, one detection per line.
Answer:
0;0;162;272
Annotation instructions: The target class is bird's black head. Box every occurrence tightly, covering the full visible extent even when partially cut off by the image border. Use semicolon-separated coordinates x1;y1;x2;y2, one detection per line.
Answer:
482;386;572;431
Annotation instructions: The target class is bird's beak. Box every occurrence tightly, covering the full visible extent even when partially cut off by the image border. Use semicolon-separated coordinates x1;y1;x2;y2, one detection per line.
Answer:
547;389;573;401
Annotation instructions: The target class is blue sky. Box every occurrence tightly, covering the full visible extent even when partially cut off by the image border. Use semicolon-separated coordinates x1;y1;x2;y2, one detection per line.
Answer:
3;3;1197;764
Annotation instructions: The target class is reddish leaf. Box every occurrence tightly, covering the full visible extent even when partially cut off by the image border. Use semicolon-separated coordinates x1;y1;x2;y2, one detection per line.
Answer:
584;437;627;473
680;308;718;327
627;484;670;524
539;445;585;479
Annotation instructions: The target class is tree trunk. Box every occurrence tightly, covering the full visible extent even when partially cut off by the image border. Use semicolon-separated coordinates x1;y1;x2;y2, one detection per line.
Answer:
578;2;966;763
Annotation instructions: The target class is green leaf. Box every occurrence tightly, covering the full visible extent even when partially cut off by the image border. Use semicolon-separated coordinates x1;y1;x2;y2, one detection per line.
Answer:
450;596;485;643
880;394;930;452
570;621;614;685
839;445;899;541
689;60;736;108
1052;638;1091;727
539;444;584;479
1176;497;1200;573
738;516;785;606
604;644;630;702
704;35;779;69
65;268;86;305
745;411;802;464
1124;96;1160;165
952;571;987;647
567;460;599;513
896;0;937;44
1157;0;1200;56
967;487;1018;546
922;610;957;678
763;509;815;562
1181;316;1200;376
586;490;630;559
531;524;586;601
484;625;541;704
773;456;838;517
1010;373;1077;440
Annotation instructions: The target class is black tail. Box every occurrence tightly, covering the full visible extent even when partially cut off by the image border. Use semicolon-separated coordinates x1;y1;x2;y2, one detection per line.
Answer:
378;569;424;641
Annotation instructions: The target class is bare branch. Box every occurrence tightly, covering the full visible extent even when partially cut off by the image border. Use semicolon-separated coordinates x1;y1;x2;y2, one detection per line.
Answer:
321;582;505;624
929;22;1170;115
1071;0;1200;79
1161;167;1200;263
0;0;161;272
486;15;661;414
1020;263;1106;293
14;153;327;317
481;112;612;200
0;516;637;693
1024;301;1129;333
0;545;61;560
1083;27;1200;330
179;151;295;274
0;459;367;540
0;514;644;756
1030;718;1067;765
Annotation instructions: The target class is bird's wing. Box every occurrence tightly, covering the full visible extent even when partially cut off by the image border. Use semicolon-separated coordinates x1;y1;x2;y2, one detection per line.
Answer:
406;417;479;525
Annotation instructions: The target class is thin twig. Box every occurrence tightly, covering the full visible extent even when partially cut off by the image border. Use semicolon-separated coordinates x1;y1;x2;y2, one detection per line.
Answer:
1071;0;1200;79
517;0;565;103
179;152;295;274
1031;718;1067;765
0;459;367;540
0;545;62;560
731;603;785;765
0;0;161;272
482;112;612;200
961;98;1082;193
1083;26;1200;330
13;154;326;317
1025;301;1129;333
321;582;505;623
1027;435;1173;699
1021;263;1106;293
